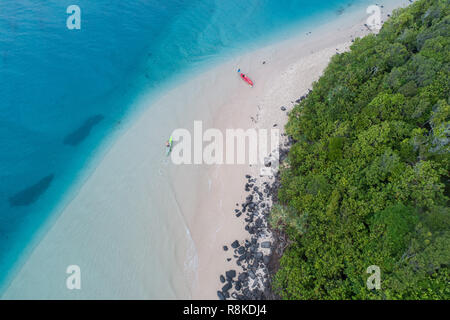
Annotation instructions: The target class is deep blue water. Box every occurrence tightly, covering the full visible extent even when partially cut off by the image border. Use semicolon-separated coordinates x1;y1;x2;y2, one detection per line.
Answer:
0;0;368;292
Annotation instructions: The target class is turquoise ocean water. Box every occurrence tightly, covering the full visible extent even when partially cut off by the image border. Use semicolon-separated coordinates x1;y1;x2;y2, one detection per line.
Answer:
0;0;373;293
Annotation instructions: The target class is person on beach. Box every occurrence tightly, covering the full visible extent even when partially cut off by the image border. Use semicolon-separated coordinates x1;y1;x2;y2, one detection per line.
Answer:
165;136;173;156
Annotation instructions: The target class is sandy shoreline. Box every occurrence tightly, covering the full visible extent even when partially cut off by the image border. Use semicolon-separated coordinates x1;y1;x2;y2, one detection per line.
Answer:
2;0;409;299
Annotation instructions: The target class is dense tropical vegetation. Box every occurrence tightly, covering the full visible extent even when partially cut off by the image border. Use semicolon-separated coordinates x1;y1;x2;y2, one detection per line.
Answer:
272;0;449;299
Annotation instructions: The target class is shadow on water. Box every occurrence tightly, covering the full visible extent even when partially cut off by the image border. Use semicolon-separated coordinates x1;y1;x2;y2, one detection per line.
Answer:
63;114;105;146
8;174;54;207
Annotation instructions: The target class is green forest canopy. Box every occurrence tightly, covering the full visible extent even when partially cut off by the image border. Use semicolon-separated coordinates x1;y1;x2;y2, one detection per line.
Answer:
272;0;449;299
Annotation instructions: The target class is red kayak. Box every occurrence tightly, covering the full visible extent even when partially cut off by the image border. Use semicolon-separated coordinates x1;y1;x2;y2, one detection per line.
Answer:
240;73;254;87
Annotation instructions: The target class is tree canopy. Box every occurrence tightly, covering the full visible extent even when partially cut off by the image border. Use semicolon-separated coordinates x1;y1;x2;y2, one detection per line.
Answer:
272;0;449;299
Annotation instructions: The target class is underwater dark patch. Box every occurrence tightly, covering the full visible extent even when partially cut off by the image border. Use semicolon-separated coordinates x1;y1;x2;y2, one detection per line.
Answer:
8;174;54;207
63;114;104;146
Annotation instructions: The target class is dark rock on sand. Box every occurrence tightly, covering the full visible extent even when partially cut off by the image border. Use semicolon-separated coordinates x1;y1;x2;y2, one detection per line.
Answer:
222;282;232;293
261;241;271;249
217;146;291;300
217;291;225;300
226;270;236;280
238;272;248;282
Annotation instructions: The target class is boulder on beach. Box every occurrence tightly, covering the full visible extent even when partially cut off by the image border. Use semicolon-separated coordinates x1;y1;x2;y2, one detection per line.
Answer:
217;291;225;300
261;241;271;248
226;270;236;280
222;282;232;292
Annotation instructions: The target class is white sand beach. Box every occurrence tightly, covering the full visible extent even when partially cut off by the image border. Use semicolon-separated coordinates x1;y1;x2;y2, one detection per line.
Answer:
2;0;409;299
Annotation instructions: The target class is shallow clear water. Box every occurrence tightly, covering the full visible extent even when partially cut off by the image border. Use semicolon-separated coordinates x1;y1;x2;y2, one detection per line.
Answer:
0;0;370;293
